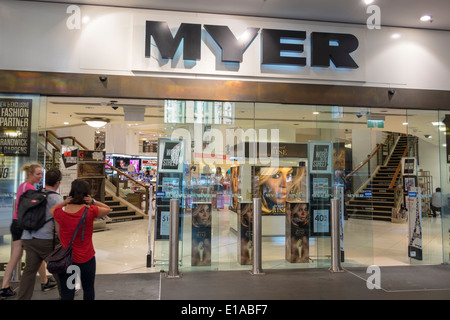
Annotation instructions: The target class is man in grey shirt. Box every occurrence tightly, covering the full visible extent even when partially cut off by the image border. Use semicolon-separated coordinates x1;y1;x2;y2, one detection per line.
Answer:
17;168;63;300
430;187;442;218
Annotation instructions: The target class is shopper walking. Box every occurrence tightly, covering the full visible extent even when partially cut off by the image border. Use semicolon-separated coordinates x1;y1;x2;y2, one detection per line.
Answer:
17;168;63;300
49;179;110;300
0;164;56;300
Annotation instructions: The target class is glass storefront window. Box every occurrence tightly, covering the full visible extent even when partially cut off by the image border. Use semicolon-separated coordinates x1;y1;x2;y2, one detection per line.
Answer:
4;95;447;277
0;94;41;277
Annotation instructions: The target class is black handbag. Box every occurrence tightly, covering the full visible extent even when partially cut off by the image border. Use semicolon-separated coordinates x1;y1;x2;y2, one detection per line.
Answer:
46;206;88;274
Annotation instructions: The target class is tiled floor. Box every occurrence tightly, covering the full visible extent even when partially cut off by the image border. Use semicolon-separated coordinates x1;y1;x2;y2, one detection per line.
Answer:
86;209;445;274
0;208;444;276
1;210;448;302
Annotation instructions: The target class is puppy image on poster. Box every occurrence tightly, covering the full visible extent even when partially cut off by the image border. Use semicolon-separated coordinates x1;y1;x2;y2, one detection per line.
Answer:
191;202;212;266
286;202;310;263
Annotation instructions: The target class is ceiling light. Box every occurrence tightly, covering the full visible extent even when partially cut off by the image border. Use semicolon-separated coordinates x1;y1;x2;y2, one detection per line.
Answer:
391;33;401;39
313;111;319;115
402;122;408;125
63;122;69;125
420;15;432;22
83;117;110;128
363;0;374;4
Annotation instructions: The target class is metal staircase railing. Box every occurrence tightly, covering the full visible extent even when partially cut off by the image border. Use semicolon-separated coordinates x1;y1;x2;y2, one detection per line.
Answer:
37;130;151;216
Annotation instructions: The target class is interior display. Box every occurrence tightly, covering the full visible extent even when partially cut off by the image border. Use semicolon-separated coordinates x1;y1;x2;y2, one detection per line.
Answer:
308;142;333;174
155;174;183;240
308;141;332;237
115;157;130;171
158;138;185;173
285;201;310;263
162;177;180;197
333;142;346;171
310;203;330;237
154;138;185;249
406;187;423;260
78;150;106;202
142;140;158;153
237;201;253;265
0;98;32;156
191;202;212;266
403;176;417;192
59;146;79;195
402;157;417;176
77;163;105;178
311;174;332;200
129;159;140;172
94;131;105;150
252;166;307;215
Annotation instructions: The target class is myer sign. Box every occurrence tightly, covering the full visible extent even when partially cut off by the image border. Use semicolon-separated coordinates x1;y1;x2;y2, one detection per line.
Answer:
144;21;359;68
132;18;365;82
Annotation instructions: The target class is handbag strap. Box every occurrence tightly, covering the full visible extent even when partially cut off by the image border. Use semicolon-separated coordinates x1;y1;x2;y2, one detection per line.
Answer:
69;206;89;244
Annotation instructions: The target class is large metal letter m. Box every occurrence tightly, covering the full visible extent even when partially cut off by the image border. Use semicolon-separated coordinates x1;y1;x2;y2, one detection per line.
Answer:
145;21;201;60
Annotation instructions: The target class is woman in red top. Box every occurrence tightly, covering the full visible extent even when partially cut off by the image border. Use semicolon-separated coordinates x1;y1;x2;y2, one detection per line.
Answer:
50;179;110;300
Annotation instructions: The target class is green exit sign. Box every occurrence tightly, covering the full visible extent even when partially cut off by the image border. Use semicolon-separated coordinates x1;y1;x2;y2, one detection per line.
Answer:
367;120;384;128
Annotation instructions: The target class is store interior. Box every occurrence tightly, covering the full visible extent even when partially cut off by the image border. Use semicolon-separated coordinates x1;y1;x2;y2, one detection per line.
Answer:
0;95;447;274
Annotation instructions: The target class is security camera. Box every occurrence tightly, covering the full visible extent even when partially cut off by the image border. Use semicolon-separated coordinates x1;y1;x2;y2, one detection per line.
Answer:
356;113;363;118
388;89;395;95
112;106;118;110
99;76;107;82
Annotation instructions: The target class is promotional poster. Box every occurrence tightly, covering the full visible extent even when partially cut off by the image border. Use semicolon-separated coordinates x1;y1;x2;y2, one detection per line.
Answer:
253;166;307;215
285;201;310;263
191;202;212;266
237;202;253;265
406;187;423;260
0;98;32;156
230;166;241;211
308;142;333;174
158;138;184;173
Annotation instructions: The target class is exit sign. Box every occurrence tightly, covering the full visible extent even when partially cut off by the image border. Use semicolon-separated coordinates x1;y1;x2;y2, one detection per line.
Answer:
367;120;384;128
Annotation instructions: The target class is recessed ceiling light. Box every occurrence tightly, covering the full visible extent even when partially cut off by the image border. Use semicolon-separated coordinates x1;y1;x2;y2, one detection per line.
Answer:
420;15;432;22
63;122;69;125
391;33;401;39
402;122;408;125
313;111;319;115
363;0;374;4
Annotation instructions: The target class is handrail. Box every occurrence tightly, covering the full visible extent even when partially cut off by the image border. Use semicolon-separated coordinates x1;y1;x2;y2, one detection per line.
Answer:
345;132;395;180
106;163;147;188
40;133;60;152
47;130;88;150
40;130;150;215
388;136;417;190
105;162;151;215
